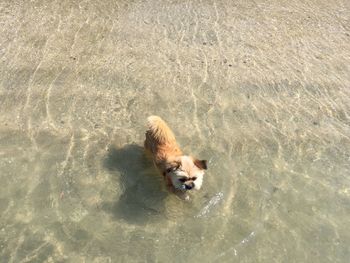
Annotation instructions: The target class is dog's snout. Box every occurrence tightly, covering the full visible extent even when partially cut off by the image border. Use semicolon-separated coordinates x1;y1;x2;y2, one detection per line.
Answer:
185;182;195;190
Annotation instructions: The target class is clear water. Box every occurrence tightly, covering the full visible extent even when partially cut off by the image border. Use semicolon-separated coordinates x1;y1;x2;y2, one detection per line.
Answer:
1;0;349;262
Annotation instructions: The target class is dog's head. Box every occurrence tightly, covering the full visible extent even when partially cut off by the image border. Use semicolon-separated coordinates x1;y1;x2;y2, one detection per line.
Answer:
165;156;207;191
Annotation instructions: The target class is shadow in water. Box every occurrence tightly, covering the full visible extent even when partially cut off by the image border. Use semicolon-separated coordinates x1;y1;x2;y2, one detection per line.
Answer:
103;144;167;225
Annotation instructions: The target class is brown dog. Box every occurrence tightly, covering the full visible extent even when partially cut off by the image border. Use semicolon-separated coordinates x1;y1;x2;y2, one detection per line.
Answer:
144;116;207;193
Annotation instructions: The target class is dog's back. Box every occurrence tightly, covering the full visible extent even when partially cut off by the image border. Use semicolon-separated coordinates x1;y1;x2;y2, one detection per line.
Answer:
146;116;176;144
144;116;182;167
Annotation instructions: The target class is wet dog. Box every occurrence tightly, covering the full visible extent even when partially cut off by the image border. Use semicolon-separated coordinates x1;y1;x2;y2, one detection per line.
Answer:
144;116;207;196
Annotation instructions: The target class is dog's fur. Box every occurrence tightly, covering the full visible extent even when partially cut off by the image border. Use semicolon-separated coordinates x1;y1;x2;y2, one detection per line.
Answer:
144;116;207;193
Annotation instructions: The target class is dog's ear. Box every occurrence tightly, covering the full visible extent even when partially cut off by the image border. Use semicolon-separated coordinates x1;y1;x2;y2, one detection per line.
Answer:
194;159;207;170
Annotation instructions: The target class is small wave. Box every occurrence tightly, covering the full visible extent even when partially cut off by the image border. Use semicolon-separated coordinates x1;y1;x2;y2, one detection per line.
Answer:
239;231;256;245
214;231;256;261
196;192;224;218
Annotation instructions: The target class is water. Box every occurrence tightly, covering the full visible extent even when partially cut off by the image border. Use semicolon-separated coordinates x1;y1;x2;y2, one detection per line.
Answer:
0;0;349;262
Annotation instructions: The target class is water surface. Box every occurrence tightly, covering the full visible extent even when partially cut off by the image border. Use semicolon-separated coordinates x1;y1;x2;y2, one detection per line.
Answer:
0;0;349;262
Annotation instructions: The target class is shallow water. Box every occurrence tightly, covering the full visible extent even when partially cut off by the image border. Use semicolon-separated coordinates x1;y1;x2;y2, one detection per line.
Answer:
1;0;350;262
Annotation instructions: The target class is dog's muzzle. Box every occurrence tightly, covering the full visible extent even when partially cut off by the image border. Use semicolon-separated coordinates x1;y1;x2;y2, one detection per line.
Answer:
185;182;195;190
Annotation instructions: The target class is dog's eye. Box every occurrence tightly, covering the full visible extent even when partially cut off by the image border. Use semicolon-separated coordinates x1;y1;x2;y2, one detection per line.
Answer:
192;177;197;181
179;178;187;183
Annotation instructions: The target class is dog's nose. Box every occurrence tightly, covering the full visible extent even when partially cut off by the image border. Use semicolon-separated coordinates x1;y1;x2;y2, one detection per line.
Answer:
185;182;195;190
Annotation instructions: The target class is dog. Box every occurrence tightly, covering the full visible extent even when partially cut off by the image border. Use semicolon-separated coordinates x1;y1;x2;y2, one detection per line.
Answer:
144;116;207;195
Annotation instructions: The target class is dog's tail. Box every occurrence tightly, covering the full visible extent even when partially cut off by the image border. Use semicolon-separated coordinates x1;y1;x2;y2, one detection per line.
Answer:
146;116;176;144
